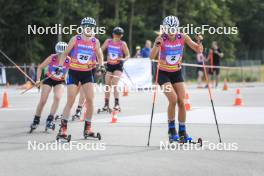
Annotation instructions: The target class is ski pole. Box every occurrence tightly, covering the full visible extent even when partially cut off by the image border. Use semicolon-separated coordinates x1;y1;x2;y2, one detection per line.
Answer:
0;49;36;84
195;36;222;143
147;47;161;147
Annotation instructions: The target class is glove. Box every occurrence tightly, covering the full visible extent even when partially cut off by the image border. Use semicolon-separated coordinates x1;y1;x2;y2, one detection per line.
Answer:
35;80;41;89
55;66;63;75
97;65;106;74
195;34;203;43
154;36;163;47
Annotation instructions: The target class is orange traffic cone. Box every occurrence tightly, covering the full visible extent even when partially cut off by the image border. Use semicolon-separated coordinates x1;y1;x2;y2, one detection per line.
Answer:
223;79;228;91
1;91;9;108
185;92;191;111
111;110;118;123
234;88;243;106
123;84;128;96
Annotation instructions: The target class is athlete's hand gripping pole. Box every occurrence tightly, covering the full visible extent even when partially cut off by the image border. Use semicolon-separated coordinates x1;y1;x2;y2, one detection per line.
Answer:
195;35;222;143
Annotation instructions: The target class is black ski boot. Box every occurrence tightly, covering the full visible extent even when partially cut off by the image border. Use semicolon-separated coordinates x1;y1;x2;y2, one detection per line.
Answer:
29;116;40;133
45;115;55;131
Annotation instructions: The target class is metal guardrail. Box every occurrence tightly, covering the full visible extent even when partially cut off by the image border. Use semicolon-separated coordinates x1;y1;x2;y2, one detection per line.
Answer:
0;59;262;84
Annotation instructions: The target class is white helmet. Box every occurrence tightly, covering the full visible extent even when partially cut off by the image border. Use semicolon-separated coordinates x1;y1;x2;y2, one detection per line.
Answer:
81;17;96;26
55;42;67;54
163;15;180;28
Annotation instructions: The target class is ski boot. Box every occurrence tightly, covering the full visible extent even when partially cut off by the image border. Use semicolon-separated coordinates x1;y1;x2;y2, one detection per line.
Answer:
56;119;71;142
29;116;40;133
72;109;82;121
168;128;179;143
45;115;55;132
97;105;112;114
55;114;62;121
113;104;121;112
178;130;193;143
178;130;203;146
83;121;101;140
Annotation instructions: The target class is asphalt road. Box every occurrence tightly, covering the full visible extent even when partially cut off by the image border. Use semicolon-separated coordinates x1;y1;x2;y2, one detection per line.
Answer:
0;83;263;176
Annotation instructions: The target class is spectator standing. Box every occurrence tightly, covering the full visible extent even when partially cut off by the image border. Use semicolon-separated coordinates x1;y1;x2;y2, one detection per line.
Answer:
141;40;152;58
196;52;206;88
207;41;224;88
29;63;36;82
134;46;142;58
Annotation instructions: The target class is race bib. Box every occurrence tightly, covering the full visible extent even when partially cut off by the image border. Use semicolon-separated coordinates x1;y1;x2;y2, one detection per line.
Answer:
109;52;119;60
77;53;92;64
51;67;64;79
52;72;63;79
166;54;181;65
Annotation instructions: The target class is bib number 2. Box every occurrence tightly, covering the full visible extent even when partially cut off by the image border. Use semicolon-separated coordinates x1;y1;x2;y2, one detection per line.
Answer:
109;52;118;60
166;54;181;65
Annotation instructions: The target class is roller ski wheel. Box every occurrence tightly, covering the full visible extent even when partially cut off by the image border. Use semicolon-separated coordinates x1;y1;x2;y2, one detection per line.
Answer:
197;138;203;146
97;106;112;114
84;131;101;140
56;134;71;142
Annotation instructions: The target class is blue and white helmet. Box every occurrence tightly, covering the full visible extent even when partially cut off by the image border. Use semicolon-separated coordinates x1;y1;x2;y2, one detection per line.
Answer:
55;42;67;54
113;27;124;35
81;17;96;26
162;15;180;28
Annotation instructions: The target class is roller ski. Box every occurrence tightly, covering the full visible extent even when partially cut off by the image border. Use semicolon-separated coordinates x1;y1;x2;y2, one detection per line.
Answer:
56;119;71;142
54;114;62;121
177;130;202;146
113;104;121;112
97;105;112;114
29;116;40;133
113;98;121;112
45;115;55;132
83;121;101;140
72;106;83;121
72;111;81;121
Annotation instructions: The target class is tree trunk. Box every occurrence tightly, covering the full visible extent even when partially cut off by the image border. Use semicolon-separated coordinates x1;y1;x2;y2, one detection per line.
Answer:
128;0;135;54
57;0;63;42
174;0;178;15
115;0;120;25
162;0;166;18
